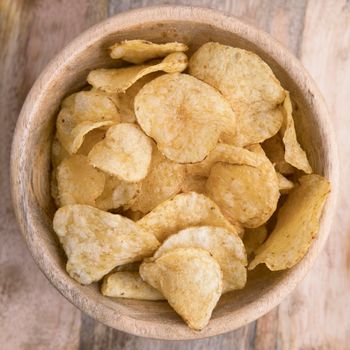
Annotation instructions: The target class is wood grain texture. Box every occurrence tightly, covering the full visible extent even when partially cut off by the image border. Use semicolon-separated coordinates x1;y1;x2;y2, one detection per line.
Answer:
1;0;348;349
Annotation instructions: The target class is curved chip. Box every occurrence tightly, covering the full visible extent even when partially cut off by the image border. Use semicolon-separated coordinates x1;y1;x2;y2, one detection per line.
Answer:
101;271;164;300
88;123;153;182
137;192;243;242
95;175;141;211
135;73;236;163
186;143;263;177
243;225;268;256
249;174;330;270
130;147;185;213
206;147;280;228
281;92;312;173
277;172;294;194
56;90;120;154
140;247;222;330
154;226;247;293
110;39;188;64
56;155;105;207
87;52;188;94
52;137;69;168
189;42;285;146
77;128;106;156
53;205;160;284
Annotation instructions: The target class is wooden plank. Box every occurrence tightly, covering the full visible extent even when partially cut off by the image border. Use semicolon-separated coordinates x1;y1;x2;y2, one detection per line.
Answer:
0;0;107;349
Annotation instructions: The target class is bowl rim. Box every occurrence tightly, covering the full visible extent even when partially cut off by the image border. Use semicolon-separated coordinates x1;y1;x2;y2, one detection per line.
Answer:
10;5;339;340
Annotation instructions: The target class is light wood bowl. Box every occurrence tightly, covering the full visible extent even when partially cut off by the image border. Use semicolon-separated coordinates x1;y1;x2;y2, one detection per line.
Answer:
11;6;338;340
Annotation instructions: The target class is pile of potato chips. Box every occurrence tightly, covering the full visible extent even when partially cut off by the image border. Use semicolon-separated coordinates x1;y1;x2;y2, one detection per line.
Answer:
51;40;330;330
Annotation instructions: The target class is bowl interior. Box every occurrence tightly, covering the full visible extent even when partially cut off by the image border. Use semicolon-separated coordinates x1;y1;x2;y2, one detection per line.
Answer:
14;9;335;340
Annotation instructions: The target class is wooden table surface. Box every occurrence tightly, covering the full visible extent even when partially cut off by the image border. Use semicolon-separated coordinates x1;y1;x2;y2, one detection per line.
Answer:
1;0;349;349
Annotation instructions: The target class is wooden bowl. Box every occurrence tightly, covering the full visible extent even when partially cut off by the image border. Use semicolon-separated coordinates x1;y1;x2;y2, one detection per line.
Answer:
11;6;338;340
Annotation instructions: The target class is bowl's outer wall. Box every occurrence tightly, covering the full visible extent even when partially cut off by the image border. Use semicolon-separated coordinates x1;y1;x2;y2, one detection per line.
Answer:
10;6;338;340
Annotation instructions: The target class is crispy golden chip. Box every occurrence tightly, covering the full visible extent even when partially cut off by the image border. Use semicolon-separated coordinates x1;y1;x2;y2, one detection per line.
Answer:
243;225;268;256
87;52;188;94
53;205;160;284
206;146;280;228
135;73;236;163
262;133;295;174
281;92;312;173
130;147;185;213
110;39;188;64
118;73;162;123
140;247;222;330
189;42;285;146
137;192;243;242
57;91;120;154
154;226;247;292
56;155;105;207
181;175;207;194
186;143;262;177
101;271;164;300
88;123;153;182
95;175;141;211
249;174;330;270
277;172;294;194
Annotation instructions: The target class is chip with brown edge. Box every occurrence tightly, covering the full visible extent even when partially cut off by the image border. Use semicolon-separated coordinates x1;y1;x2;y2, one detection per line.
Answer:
137;192;243;242
153;226;247;293
56;90;120;154
110;39;188;64
101;271;164;300
280;92;312;174
140;247;222;330
135;73;236;163
87;52;188;94
206;145;279;228
53;205;160;284
88;123;153;182
56;154;105;207
189;42;285;146
249;174;330;270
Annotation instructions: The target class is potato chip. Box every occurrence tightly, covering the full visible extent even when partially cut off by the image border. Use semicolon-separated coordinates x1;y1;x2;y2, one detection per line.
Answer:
277;172;294;193
101;271;164;300
140;247;222;330
206;146;280;228
154;226;247;292
243;225;268;256
280;92;312;174
262;133;295;174
189;42;285;146
110;39;188;64
118;73;162;123
137;192;243;242
53;205;160;284
95;175;141;211
87;52;188;94
122;209;145;221
57;90;119;154
181;175;207;194
249;174;330;270
130;147;185;213
186;143;262;177
56;155;105;207
52;137;69;168
135;73;236;163
88;123;153;182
